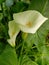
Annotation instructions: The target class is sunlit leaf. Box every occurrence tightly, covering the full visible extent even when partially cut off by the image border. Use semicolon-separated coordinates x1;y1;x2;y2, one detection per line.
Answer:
0;44;18;65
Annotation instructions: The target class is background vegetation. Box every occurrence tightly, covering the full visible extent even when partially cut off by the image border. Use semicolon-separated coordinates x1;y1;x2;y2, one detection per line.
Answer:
0;0;49;65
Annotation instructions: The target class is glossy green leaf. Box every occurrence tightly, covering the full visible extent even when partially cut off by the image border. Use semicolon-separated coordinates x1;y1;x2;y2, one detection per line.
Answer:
0;44;18;65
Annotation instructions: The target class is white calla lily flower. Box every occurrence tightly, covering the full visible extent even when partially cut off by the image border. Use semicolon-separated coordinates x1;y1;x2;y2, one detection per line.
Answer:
7;20;20;47
13;10;48;33
8;10;48;47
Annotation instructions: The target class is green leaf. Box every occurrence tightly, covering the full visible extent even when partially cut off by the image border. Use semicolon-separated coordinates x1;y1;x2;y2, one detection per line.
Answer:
0;5;2;10
0;44;18;65
36;46;49;65
0;0;5;4
11;1;29;13
28;0;48;13
21;55;38;65
0;13;3;20
0;42;6;54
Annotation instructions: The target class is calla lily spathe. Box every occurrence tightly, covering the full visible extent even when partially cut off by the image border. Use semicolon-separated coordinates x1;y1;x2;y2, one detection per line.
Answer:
13;10;48;33
7;20;20;47
8;10;48;47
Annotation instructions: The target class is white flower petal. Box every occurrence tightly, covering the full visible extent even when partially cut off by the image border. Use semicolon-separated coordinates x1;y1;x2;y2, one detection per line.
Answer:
19;17;47;34
8;20;20;38
7;35;16;47
13;10;48;33
14;10;40;26
8;20;20;47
